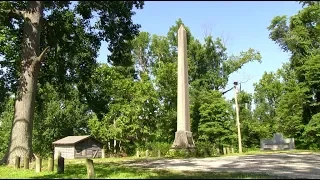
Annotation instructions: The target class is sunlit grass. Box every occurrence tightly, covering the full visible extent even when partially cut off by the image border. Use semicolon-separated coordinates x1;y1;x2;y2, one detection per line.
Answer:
222;149;319;157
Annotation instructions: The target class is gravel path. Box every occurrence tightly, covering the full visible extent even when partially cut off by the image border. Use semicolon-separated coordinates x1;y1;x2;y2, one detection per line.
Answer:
124;153;320;179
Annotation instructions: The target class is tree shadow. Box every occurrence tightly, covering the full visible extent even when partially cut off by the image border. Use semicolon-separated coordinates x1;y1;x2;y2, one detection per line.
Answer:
126;153;320;179
29;159;274;179
5;153;318;179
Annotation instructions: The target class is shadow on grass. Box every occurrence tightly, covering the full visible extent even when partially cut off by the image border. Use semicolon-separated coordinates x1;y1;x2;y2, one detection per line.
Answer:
29;160;280;179
2;151;318;179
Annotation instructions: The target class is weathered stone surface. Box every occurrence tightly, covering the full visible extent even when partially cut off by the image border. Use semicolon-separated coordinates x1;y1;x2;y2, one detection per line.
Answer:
172;131;195;149
171;25;195;150
260;133;295;150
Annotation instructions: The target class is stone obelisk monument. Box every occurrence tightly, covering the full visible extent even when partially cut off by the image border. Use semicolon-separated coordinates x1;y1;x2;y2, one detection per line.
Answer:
171;25;195;150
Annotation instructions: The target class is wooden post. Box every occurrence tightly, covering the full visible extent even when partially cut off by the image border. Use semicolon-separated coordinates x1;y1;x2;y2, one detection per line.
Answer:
57;154;64;174
24;156;29;169
86;158;95;179
102;149;105;158
145;150;149;158
234;83;243;153
35;156;42;173
223;147;226;155
216;148;220;155
15;156;20;169
227;147;230;154
231;148;234;154
48;157;54;172
158;149;161;158
136;150;140;158
57;151;61;159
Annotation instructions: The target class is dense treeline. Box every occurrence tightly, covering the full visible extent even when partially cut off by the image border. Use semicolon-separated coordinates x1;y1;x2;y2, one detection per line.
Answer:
0;1;319;161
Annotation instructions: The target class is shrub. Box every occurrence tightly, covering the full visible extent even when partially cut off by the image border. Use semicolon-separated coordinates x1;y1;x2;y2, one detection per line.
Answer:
195;141;217;157
136;142;171;157
165;149;196;158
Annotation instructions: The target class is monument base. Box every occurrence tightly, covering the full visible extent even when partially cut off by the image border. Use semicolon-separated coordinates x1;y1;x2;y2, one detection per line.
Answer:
171;131;195;149
166;131;196;157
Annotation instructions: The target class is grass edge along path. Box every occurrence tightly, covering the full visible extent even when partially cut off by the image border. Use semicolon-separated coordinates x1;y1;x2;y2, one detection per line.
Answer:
1;149;317;179
0;157;286;179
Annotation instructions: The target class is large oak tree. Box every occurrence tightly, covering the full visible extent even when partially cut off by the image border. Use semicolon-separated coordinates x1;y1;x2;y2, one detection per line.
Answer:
0;1;143;164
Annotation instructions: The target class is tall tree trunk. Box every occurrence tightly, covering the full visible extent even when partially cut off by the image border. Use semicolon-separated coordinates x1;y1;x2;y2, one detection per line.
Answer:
5;1;46;165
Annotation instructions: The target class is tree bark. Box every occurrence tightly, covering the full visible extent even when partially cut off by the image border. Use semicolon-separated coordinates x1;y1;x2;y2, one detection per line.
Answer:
6;1;45;165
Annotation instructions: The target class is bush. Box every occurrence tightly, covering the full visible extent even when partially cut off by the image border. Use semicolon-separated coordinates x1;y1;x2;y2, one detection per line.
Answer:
302;113;320;149
242;147;260;153
137;142;171;157
165;149;196;158
195;141;217;157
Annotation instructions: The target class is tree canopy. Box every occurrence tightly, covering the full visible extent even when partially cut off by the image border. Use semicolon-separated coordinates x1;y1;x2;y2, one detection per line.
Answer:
1;1;320;163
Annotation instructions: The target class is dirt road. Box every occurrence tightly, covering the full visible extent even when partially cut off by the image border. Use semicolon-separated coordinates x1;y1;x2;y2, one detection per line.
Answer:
125;153;320;179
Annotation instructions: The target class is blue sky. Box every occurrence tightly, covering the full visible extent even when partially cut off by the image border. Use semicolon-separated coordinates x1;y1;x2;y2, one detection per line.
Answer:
98;1;302;100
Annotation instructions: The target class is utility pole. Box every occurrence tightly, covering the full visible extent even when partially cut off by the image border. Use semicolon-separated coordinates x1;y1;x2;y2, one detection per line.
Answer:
234;81;242;153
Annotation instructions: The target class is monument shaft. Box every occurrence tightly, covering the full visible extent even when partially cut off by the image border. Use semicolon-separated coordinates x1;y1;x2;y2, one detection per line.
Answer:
171;25;195;149
177;25;190;132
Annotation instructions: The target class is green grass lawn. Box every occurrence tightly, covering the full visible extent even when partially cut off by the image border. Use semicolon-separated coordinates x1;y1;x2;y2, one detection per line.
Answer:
0;156;284;179
224;149;320;157
1;149;315;179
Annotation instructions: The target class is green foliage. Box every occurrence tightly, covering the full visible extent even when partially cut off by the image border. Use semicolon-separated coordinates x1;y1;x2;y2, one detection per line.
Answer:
236;91;267;148
0;1;145;96
33;83;92;157
302;113;320;149
3;0;320;160
88;64;159;154
165;149;196;158
0;1;145;159
268;3;320;107
261;2;320;149
195;90;236;148
195;141;218;157
0;4;267;157
80;18;261;156
252;71;283;140
137;142;171;157
0;97;14;159
274;63;306;144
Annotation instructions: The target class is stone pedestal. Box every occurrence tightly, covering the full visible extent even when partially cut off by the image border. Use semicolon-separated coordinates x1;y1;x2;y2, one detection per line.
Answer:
171;131;195;149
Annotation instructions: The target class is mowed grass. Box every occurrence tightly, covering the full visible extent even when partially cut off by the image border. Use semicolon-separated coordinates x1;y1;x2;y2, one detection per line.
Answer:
0;156;284;179
224;149;320;157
